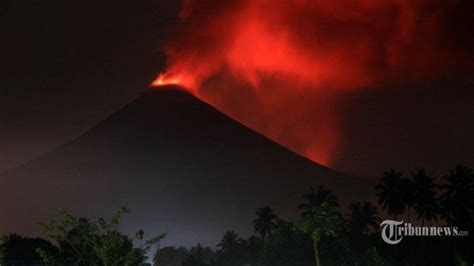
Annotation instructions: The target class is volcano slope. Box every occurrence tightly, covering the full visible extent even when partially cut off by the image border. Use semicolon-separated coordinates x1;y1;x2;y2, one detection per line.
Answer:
0;86;374;245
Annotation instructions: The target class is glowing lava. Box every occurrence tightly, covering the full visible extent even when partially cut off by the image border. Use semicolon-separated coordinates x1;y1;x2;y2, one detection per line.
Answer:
152;0;468;167
152;72;196;92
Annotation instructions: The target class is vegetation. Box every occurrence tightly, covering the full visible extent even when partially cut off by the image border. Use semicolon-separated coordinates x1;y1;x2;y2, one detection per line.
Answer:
298;185;339;216
1;165;474;265
252;207;278;240
297;202;341;266
0;207;164;265
0;234;58;265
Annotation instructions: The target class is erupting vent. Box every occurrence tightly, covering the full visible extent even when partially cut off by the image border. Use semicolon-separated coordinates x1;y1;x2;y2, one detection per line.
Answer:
152;0;470;166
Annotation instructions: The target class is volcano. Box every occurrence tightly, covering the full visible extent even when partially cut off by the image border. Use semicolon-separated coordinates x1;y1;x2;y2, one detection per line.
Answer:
0;87;373;246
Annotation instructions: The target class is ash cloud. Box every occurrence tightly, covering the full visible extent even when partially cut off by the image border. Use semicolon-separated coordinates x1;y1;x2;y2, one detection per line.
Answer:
155;0;472;166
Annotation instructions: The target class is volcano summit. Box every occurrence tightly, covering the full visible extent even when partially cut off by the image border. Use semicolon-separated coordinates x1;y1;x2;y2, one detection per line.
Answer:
0;87;372;245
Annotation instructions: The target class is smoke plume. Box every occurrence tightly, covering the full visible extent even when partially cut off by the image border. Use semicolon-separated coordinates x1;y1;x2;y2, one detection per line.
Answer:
153;0;471;166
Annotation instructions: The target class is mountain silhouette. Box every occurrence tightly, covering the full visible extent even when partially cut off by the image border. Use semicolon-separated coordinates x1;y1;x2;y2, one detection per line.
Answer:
0;87;373;246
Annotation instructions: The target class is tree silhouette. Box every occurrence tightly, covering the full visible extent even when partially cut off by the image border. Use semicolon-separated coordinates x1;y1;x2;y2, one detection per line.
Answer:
375;169;406;220
216;231;245;266
297;203;342;266
345;201;380;236
260;221;314;266
252;207;278;239
186;244;215;266
412;169;440;226
153;246;188;266
439;165;474;227
298;185;339;216
217;231;241;254
37;207;164;265
401;177;416;222
0;234;58;265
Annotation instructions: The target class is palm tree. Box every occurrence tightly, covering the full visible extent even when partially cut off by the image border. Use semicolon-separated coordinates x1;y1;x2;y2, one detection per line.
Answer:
375;169;406;220
252;207;278;239
217;231;242;254
412;169;440;226
401;177;416;222
297;203;341;266
345;201;381;236
439;165;474;227
298;185;338;215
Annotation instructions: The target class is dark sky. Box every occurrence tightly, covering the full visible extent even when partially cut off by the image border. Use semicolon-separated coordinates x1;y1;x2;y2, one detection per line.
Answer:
0;0;178;172
0;0;473;250
0;0;473;176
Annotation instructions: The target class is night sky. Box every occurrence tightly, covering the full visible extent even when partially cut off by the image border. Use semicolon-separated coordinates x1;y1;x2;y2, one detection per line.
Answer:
0;0;177;172
0;0;473;245
1;0;473;176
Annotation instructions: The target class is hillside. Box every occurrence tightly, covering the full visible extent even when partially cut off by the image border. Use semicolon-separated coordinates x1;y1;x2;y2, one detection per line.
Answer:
0;87;373;245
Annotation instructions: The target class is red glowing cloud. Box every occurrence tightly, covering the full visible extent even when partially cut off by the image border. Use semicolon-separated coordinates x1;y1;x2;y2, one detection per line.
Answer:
153;0;469;166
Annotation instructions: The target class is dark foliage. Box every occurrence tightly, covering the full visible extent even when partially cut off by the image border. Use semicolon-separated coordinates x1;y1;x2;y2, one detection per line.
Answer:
298;185;339;216
3;165;474;265
0;234;58;265
439;165;474;228
252;207;278;239
375;169;407;219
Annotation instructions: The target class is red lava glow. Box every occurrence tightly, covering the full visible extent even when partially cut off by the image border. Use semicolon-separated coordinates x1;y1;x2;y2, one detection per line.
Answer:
152;0;469;167
152;72;195;90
